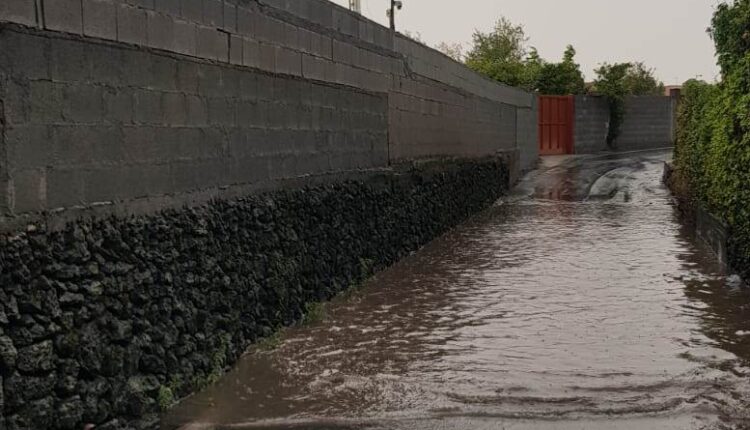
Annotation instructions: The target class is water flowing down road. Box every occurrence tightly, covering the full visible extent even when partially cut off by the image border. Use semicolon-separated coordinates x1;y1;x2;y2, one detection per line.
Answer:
163;150;750;430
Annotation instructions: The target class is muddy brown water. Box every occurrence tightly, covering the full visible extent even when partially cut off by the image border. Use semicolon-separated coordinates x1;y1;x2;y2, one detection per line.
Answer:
163;151;750;430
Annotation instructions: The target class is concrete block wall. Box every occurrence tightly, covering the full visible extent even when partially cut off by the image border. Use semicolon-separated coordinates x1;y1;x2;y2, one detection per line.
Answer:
0;27;387;215
0;0;537;218
516;98;538;171
574;96;610;154
616;96;676;151
572;95;676;153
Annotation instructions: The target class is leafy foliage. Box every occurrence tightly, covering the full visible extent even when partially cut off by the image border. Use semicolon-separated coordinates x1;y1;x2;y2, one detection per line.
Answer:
464;17;585;94
436;41;465;62
592;62;665;145
465;17;533;89
675;0;750;276
623;62;666;95
536;45;586;95
592;63;631;145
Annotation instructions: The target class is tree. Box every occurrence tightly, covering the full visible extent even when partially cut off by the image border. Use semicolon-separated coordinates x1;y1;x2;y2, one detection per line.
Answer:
436;42;465;62
465;17;531;89
591;61;666;145
593;63;632;146
401;30;424;43
523;47;546;90
536;45;586;95
623;62;665;95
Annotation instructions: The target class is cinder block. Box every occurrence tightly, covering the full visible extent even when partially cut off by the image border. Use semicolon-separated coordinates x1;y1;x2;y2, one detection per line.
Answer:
133;89;163;124
207;97;235;126
196;25;228;61
283;22;298;49
155;0;180;15
202;0;222;27
83;166;125;202
162;92;187;125
302;54;326;81
29;80;63;124
170;158;228;193
238;73;257;99
125;0;154;9
177;61;200;93
198;64;238;97
223;1;236;32
44;0;83;33
146;11;174;50
186;95;208;125
228;154;269;184
118;49;153;87
11;169;46;213
148;55;179;91
315;34;332;59
256;73;274;101
82;0;117;39
242;37;260;68
51;125;96;165
229;34;242;65
236;5;254;36
103;88;133;123
46;168;85;209
274;46;301;76
84;125;124;164
117;3;147;45
180;0;201;22
6;125;52;169
0;0;37;26
173;18;197;56
0;31;49;79
61;83;104;123
121;125;158;162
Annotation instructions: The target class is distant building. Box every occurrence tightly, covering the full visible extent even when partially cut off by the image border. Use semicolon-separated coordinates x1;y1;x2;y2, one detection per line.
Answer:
664;85;682;97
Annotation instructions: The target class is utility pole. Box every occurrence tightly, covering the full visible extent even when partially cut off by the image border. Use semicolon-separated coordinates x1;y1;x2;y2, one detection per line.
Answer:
387;0;403;31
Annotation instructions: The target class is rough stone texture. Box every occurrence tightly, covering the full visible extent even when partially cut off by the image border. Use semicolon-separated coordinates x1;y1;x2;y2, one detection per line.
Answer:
574;95;610;154
0;158;509;429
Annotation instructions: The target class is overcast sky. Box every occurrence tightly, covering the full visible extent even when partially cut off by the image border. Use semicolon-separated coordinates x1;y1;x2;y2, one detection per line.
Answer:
330;0;721;84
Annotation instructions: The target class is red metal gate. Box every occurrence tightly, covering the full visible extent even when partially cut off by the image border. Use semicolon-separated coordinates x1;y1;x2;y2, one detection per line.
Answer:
538;95;575;155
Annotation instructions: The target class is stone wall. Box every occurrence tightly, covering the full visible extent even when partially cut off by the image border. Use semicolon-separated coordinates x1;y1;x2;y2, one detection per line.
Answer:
0;3;527;428
0;0;537;224
0;158;509;430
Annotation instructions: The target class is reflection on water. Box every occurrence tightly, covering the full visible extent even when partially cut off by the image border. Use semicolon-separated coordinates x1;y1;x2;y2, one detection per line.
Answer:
163;151;750;430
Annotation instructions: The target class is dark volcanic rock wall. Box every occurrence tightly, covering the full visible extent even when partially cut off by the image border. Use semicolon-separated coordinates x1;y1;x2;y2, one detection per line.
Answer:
0;158;508;430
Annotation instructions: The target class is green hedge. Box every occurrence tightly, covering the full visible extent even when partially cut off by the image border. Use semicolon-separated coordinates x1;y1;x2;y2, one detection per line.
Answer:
674;0;750;277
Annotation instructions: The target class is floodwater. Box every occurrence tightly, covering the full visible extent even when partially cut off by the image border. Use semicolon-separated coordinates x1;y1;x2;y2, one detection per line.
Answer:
163;150;750;430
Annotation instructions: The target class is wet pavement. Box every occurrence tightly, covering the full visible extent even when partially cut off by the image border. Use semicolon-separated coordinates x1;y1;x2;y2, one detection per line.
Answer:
163;150;750;430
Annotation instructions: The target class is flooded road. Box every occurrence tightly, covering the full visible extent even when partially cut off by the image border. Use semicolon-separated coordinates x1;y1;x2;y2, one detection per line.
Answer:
164;150;750;430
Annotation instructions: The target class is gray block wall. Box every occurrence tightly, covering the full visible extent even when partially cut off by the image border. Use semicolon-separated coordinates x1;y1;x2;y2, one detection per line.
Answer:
616;96;676;151
0;26;387;215
574;96;610;154
0;0;538;220
572;95;676;154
